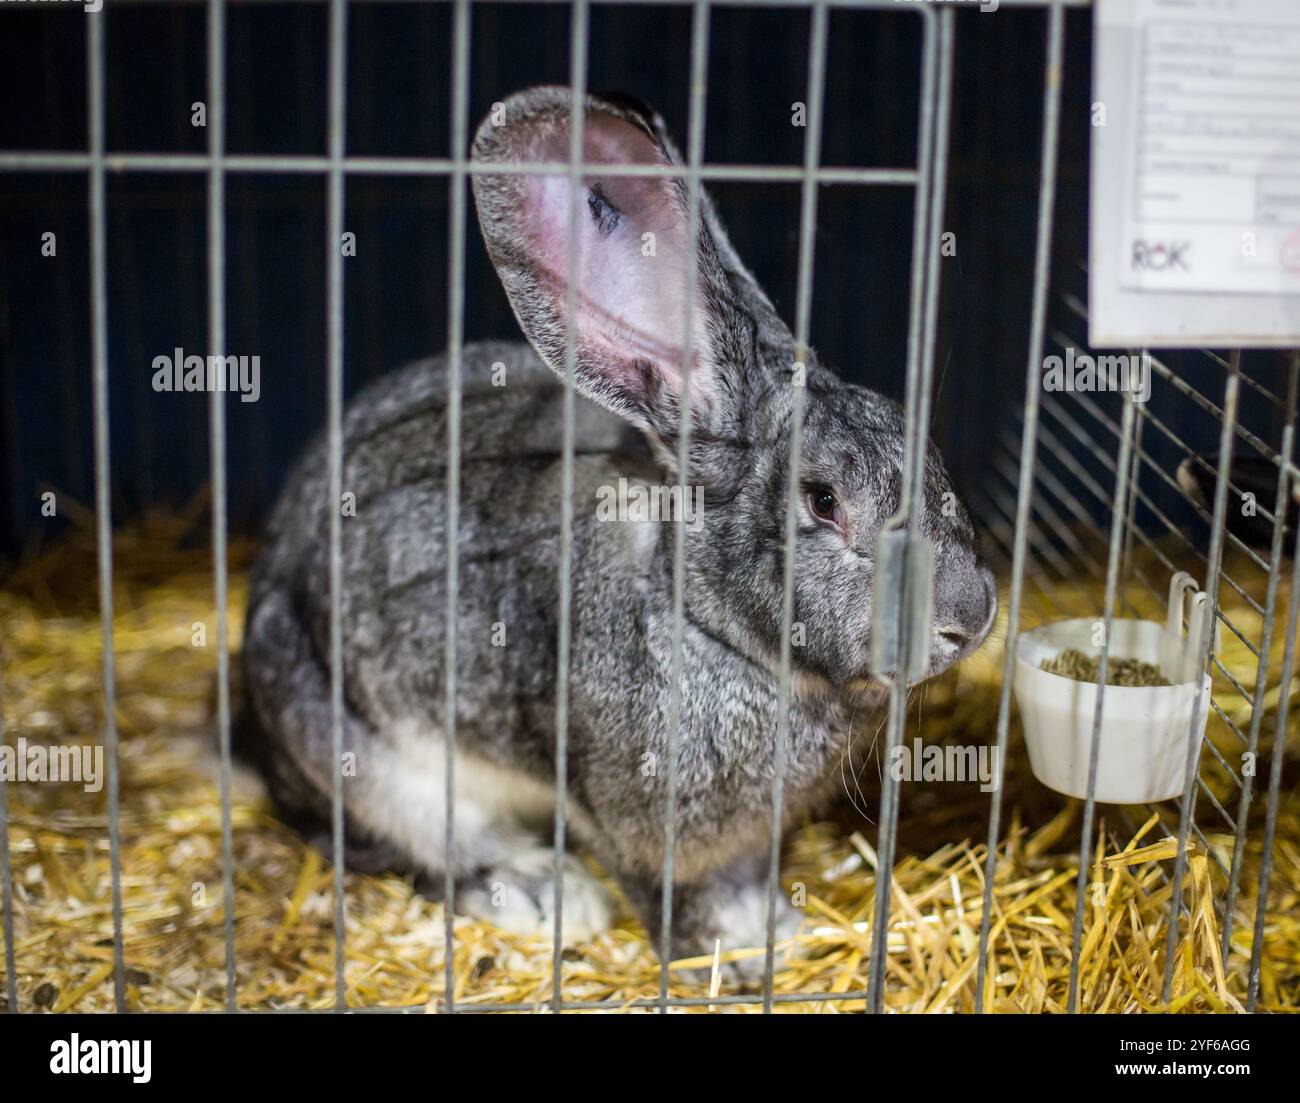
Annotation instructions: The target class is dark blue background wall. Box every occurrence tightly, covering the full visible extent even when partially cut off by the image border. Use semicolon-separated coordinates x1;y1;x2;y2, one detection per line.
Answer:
0;2;1290;558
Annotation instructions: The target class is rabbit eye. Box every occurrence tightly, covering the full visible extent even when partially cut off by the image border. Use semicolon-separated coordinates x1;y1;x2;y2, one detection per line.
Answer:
807;485;843;529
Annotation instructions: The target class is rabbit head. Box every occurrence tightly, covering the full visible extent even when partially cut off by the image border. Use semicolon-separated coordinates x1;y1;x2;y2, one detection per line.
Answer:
471;87;995;691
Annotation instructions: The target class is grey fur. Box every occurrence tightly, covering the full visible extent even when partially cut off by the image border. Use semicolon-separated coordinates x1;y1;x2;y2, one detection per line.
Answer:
240;87;995;974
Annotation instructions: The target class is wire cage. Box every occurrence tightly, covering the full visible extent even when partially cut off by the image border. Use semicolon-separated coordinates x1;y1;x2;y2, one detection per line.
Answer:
0;0;1297;1015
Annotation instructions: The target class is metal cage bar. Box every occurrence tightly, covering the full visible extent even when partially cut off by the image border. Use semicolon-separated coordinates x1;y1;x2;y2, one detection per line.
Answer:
0;151;920;185
1248;512;1300;1010
1222;355;1299;963
442;0;473;1013
1064;386;1138;1013
974;0;1064;1012
660;0;711;1013
207;0;239;1012
0;619;14;1013
87;9;129;1016
550;0;592;1013
765;0;831;1015
326;0;350;1010
865;2;950;1015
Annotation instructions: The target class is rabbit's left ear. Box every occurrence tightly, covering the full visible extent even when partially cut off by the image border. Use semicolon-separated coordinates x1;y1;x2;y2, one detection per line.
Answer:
472;87;741;439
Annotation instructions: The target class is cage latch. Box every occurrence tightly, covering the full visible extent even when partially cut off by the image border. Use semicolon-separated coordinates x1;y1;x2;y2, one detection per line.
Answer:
869;528;935;684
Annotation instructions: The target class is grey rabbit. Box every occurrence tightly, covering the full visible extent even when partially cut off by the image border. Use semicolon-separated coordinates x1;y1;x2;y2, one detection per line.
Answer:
240;86;996;976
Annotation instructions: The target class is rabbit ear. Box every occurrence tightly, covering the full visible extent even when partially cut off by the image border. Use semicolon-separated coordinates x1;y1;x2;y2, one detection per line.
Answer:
472;87;739;438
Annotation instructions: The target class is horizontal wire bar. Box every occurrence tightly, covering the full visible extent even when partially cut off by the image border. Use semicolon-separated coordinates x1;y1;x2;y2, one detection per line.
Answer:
1199;778;1238;834
980;489;1232;851
1208;696;1252;748
1197;346;1285;411
1193;823;1232;880
1161;357;1240;1002
1199;735;1243;793
1124;538;1261;712
1190;817;1233;879
979;495;1072;618
1047;371;1271;613
1237;369;1285;410
1224;357;1298;963
1137;801;1233;883
980;403;1256;941
1007;425;1113;574
1037;400;1262;720
1127;561;1254;754
97;0;1095;9
1057;294;1283;467
0;150;918;185
1137;402;1281;529
1046;332;1274;579
239;986;882;1013
991;448;1082;578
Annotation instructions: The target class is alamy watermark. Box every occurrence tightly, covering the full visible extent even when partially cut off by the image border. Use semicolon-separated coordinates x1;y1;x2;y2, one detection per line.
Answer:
1;0;102;12
50;1034;151;1083
1042;347;1151;403
595;477;704;527
152;348;261;403
890;738;1000;792
1;738;104;793
894;0;999;14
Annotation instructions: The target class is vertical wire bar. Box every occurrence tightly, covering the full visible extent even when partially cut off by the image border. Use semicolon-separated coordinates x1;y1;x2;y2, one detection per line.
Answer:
326;0;348;1011
974;0;1064;1011
658;0;710;1013
443;0;471;1015
88;9;127;1016
207;0;238;1012
1065;389;1138;1013
0;653;16;1011
865;6;946;1016
552;0;590;1014
1161;355;1240;1003
1118;410;1144;615
1222;352;1298;963
1248;489;1300;1010
763;0;829;1015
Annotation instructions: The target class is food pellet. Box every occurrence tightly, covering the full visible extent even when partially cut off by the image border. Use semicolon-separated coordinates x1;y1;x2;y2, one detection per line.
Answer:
1039;648;1170;687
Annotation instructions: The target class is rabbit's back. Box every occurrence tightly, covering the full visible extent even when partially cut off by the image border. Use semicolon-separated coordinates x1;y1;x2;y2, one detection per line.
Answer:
245;341;646;772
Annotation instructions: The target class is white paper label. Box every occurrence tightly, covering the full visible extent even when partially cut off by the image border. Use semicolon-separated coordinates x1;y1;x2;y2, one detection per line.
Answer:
1090;0;1300;346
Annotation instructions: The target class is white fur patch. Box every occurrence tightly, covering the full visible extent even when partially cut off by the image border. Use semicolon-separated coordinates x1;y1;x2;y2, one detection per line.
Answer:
460;850;614;944
346;718;595;877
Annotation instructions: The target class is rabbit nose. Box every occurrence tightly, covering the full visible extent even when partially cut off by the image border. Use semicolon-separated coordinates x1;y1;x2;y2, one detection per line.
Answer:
937;625;972;647
932;564;997;661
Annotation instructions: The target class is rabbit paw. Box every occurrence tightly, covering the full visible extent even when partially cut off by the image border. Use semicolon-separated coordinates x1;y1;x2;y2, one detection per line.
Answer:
672;881;806;987
459;848;613;945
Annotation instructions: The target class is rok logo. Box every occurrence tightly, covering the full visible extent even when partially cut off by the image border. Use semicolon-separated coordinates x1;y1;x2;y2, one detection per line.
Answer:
1131;239;1190;272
